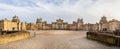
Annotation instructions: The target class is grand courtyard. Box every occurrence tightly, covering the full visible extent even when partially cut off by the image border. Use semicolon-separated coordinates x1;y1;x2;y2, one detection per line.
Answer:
0;30;119;49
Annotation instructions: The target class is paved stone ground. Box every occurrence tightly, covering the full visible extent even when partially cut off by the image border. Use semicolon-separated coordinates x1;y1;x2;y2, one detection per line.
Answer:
0;30;119;49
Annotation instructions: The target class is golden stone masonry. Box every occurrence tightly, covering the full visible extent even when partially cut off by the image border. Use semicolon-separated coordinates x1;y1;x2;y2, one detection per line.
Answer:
0;15;120;31
0;15;26;31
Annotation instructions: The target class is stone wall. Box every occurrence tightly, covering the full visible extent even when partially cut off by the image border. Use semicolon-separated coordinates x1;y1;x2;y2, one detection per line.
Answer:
87;31;120;46
0;31;30;44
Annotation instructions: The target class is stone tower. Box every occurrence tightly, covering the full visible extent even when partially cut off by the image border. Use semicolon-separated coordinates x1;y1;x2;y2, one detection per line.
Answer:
99;16;107;23
12;15;20;23
99;16;108;31
77;18;83;23
36;18;42;23
11;15;21;31
36;18;43;30
77;18;84;30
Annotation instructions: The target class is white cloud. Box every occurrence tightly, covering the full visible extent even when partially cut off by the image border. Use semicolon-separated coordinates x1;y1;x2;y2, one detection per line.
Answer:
0;0;120;23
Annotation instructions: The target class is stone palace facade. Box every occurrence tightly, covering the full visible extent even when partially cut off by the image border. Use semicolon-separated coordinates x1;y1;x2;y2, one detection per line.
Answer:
27;16;120;31
0;16;120;31
0;16;26;31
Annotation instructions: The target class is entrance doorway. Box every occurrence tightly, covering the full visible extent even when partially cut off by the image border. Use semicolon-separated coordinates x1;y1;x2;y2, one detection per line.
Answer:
12;27;15;31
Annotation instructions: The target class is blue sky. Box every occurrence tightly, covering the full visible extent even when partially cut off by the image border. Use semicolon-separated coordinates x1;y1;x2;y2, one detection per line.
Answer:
0;0;120;24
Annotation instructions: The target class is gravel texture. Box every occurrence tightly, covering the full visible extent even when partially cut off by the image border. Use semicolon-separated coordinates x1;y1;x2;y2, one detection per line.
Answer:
0;30;119;49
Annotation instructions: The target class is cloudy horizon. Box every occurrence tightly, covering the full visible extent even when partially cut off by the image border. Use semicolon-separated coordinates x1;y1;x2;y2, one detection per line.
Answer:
0;0;119;24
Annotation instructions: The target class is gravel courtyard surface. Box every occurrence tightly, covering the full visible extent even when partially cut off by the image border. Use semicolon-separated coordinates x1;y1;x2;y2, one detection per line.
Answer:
0;30;119;49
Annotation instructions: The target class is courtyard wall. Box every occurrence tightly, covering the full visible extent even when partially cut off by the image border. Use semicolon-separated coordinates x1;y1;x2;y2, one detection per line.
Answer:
0;31;30;44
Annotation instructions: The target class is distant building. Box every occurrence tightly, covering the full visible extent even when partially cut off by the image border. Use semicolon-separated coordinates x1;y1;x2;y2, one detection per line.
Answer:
0;15;26;31
33;18;84;30
27;16;120;31
26;23;38;30
86;16;120;31
52;18;68;30
0;16;119;31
